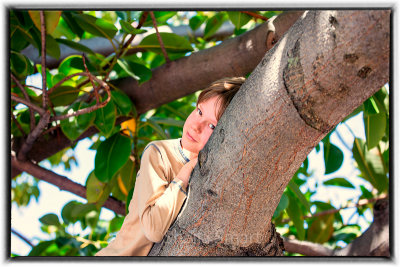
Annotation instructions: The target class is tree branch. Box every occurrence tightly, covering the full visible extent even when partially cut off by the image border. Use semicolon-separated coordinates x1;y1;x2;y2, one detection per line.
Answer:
11;228;34;248
119;11;148;57
11;95;46;116
11;11;304;178
40;11;48;110
11;73;38;130
149;11;170;63
11;155;126;215
241;11;269;21
50;73;111;122
17;111;51;161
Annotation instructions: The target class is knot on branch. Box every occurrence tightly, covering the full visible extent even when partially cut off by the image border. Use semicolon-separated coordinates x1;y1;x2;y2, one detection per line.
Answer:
283;39;333;133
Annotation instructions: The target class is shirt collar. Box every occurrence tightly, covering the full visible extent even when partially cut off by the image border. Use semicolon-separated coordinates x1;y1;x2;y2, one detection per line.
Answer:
177;138;190;163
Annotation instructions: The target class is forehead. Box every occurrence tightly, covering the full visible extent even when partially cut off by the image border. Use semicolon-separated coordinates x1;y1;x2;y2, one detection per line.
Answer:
198;96;220;123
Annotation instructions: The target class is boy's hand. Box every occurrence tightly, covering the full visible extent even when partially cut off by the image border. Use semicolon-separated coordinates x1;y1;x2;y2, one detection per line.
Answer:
176;157;198;189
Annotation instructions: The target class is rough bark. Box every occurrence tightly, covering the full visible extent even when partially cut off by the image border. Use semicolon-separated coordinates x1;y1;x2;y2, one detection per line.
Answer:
11;11;303;178
148;10;389;256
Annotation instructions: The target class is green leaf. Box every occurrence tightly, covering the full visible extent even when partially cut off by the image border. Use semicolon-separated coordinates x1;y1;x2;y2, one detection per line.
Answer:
36;64;54;88
10;27;31;51
307;214;335;244
273;192;289;219
227;11;252;29
364;111;386;150
60;101;96;141
189;15;206;31
48;86;80;107
287;179;310;212
117;59;140;80
363;97;379;115
72;13;117;39
151;117;185;128
126;61;153;84
85;171;113;209
143;11;177;27
323;178;355;188
119;158;136;191
94;98;116;137
352;138;388;192
10;51;34;79
61;201;79;224
28;241;54;256
359;185;374;199
28;11;61;35
323;142;344;174
139;32;193;55
111;90;132;116
94;133;132;182
109;216;124;233
56;38;95;54
44;34;61;59
39;213;61;226
119;20;147;35
286;193;305;240
204;12;227;39
126;187;135;215
147;118;168;139
61;12;84;38
58;55;96;76
71;203;96;219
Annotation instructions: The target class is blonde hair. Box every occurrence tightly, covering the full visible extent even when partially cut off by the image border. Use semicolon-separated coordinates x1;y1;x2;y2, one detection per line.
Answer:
197;77;246;121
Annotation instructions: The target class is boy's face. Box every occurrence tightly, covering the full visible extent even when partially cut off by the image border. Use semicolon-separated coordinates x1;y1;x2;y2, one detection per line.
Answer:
181;96;219;157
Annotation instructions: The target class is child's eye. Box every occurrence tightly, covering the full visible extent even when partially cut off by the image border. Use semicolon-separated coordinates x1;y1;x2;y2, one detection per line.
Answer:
209;123;215;130
197;108;202;116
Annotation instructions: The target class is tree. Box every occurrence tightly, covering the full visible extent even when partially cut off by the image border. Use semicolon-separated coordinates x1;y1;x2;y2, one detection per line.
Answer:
10;9;390;256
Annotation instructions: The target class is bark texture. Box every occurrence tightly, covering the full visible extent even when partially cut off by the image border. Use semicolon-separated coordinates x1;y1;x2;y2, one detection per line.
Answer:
148;10;390;256
11;11;303;178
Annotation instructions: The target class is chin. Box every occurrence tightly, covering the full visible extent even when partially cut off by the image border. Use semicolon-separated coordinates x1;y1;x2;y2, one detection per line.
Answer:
181;138;199;154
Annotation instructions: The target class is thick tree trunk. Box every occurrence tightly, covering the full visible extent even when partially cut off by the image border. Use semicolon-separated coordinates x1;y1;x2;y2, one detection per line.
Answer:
148;10;389;256
11;11;303;178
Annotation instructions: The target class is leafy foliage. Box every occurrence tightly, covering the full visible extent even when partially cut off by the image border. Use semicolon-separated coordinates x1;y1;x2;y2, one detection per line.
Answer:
10;10;389;257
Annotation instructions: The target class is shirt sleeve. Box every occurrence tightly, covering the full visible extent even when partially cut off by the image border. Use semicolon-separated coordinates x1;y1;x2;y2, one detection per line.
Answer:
136;143;188;243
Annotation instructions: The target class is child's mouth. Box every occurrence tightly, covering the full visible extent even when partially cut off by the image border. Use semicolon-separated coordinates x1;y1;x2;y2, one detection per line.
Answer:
186;132;197;142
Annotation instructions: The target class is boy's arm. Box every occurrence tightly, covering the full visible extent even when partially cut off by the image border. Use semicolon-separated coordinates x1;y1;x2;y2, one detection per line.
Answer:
136;144;190;243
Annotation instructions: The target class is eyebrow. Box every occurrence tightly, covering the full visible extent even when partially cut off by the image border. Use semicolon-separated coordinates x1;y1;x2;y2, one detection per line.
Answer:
198;103;218;125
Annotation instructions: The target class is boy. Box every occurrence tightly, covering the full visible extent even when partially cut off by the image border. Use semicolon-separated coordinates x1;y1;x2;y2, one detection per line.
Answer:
96;77;246;256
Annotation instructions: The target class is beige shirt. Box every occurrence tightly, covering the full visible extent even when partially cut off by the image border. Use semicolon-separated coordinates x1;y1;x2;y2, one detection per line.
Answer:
96;139;190;256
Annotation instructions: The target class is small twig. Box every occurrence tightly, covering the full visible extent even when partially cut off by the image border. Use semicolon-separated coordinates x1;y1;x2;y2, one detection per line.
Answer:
119;11;149;57
40;11;48;110
11;73;37;130
11;111;27;137
82;55;100;103
41;124;60;137
11;155;126;215
376;143;388;175
150;11;170;63
48;72;88;95
241;11;269;21
335;129;351;151
17;111;51;161
102;11;149;82
51;73;111;122
11;95;46;116
11;228;34;247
